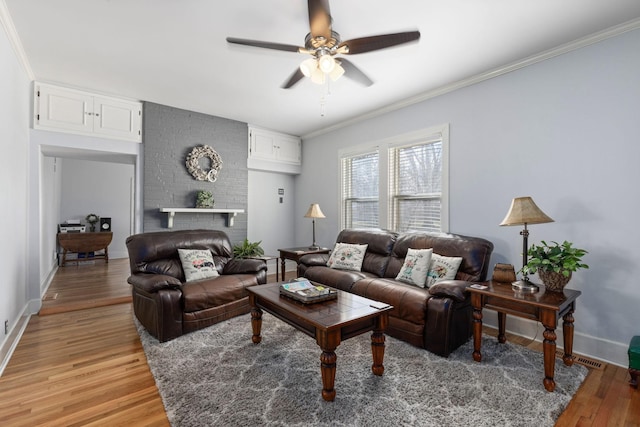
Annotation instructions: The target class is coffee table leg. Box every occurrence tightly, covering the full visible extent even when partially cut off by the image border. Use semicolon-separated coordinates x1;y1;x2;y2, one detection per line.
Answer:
250;307;262;344
371;313;387;376
320;349;337;401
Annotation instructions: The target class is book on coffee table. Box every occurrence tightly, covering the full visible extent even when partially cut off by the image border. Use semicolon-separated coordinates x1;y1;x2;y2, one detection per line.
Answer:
280;278;338;304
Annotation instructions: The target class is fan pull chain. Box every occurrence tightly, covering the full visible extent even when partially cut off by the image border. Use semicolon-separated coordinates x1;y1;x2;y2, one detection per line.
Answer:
319;79;332;117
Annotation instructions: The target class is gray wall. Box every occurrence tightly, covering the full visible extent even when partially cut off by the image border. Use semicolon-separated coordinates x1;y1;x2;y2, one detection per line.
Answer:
142;102;249;245
297;28;640;367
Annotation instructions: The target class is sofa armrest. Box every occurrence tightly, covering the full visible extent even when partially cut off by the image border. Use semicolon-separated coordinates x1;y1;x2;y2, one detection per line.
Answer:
428;280;471;302
127;273;182;294
299;253;330;267
223;258;268;275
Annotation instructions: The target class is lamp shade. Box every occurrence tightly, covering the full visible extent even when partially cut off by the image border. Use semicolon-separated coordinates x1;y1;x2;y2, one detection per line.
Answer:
499;197;553;226
304;203;326;219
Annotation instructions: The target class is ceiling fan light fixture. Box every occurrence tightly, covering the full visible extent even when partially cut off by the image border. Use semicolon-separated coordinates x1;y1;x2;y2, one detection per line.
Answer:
310;67;326;84
300;58;318;77
318;53;336;73
329;62;344;82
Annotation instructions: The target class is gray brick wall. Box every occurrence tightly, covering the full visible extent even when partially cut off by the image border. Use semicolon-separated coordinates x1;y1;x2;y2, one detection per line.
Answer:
142;102;248;245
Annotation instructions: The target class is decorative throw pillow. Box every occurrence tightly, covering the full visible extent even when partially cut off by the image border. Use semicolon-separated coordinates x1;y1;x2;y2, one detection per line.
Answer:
395;248;433;287
426;253;463;288
178;249;219;282
326;243;368;271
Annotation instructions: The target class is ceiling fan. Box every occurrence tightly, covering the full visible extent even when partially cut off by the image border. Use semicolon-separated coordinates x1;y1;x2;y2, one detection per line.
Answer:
226;0;420;89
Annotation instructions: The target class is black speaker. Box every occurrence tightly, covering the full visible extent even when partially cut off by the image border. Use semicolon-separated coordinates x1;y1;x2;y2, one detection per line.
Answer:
99;217;112;232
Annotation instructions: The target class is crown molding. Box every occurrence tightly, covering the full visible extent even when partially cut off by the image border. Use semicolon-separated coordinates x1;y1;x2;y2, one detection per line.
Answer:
303;18;640;140
0;0;35;80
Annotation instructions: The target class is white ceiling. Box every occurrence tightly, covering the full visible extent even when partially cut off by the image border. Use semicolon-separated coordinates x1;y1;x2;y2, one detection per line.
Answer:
5;0;640;137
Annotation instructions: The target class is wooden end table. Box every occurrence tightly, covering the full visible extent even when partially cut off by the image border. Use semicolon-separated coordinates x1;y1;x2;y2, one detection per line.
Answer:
468;281;581;392
248;255;280;282
247;282;393;401
277;246;330;281
57;232;113;267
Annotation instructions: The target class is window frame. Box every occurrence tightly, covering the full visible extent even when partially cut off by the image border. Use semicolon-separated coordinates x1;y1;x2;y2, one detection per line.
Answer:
338;124;449;232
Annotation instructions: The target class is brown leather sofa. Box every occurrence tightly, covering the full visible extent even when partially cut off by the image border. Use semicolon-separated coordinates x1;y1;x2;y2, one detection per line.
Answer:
126;229;267;342
297;228;494;357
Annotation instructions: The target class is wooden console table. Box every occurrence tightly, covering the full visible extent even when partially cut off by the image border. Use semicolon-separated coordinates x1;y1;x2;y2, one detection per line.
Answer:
57;232;113;266
468;281;581;392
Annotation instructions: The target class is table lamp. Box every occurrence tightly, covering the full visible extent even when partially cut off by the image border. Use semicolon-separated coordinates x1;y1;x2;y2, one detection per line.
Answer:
500;196;554;292
304;203;325;250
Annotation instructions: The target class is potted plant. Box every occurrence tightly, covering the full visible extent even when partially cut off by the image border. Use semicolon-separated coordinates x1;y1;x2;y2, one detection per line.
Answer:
195;190;214;208
85;213;99;232
233;239;264;258
521;240;589;292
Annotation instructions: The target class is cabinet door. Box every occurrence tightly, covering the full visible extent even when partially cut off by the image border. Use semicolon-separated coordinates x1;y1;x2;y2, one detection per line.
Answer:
93;96;142;142
35;85;93;133
250;129;277;161
276;135;301;165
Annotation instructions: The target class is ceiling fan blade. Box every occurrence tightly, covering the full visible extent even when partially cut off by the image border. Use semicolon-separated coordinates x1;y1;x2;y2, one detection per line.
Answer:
339;31;420;54
339;58;373;87
308;0;332;41
281;68;305;89
226;37;301;53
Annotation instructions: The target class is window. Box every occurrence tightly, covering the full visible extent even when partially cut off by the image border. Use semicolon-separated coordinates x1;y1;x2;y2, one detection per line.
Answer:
389;136;443;232
340;150;379;228
339;124;448;232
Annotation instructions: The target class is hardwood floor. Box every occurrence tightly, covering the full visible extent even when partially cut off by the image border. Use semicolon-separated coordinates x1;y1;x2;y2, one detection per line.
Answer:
0;260;637;426
39;258;132;316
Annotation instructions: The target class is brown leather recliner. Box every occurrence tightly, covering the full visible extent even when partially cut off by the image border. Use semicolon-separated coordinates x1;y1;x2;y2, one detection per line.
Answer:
297;228;494;357
126;229;267;342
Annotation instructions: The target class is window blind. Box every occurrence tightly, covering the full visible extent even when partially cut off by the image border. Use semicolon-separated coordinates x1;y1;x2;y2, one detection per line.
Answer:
341;151;379;229
389;138;443;232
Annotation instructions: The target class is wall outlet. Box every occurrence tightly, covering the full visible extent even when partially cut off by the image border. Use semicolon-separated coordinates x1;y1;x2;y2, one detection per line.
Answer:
4;320;8;335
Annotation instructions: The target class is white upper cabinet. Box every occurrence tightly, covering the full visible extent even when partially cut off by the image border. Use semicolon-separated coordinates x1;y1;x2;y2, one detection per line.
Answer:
248;126;301;174
34;83;142;142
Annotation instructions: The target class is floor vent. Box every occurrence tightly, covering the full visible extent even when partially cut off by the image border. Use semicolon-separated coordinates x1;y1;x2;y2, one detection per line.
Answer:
43;293;58;301
556;350;604;370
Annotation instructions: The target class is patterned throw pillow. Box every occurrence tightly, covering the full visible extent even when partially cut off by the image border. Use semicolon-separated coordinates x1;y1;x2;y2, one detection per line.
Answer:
395;248;433;287
326;243;368;271
178;249;220;282
426;253;463;288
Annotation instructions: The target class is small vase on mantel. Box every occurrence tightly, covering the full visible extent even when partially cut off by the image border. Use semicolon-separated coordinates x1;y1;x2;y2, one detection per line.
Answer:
538;270;572;292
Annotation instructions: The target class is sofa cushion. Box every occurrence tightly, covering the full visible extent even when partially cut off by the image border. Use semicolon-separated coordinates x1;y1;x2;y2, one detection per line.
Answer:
395;248;433;287
181;275;253;313
426;253;463;288
304;265;374;292
351;278;431;325
334;229;397;277
140;258;185;281
326;243;368;271
178;249;220;282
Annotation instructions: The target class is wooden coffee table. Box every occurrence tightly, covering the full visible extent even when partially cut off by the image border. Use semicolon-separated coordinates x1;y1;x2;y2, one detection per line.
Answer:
247;282;393;401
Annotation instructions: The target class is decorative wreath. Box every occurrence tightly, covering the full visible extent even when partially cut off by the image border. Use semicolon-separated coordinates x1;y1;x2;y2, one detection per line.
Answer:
185;145;223;182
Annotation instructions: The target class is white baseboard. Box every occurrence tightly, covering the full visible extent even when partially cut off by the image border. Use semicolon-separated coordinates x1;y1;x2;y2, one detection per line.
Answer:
0;307;32;377
482;308;628;368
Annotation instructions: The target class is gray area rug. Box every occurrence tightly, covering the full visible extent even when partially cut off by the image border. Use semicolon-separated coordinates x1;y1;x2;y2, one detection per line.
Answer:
135;313;587;427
